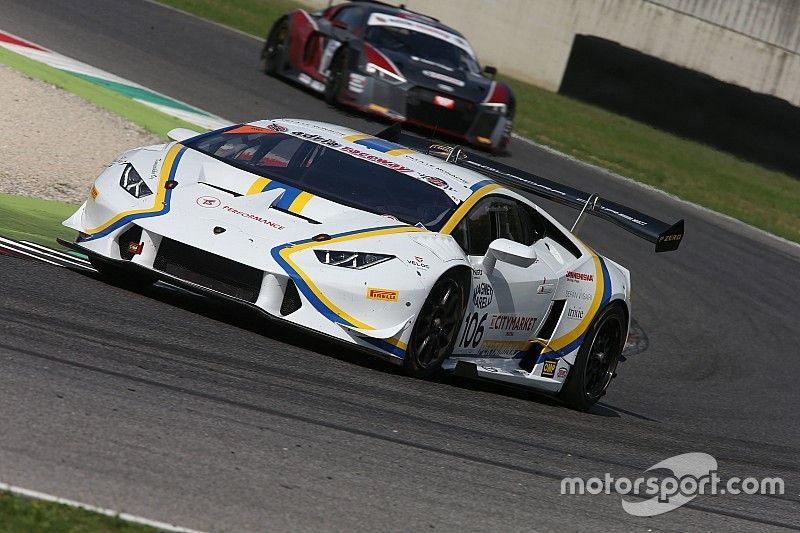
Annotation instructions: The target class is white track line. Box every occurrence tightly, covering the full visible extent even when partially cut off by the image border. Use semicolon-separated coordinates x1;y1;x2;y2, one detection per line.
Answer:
20;240;92;265
0;241;61;266
0;238;88;269
0;481;205;533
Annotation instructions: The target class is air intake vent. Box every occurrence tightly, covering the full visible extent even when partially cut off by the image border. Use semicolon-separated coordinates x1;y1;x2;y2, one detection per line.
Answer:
537;299;566;341
154;238;262;303
280;279;302;316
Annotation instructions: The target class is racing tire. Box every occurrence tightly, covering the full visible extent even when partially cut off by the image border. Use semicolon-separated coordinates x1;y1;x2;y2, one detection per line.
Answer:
558;303;626;411
261;19;289;76
90;257;156;290
324;48;348;106
404;272;467;378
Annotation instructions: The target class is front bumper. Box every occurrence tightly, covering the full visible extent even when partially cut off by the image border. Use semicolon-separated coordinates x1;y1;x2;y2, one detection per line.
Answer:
59;237;407;366
340;73;512;150
64;217;428;361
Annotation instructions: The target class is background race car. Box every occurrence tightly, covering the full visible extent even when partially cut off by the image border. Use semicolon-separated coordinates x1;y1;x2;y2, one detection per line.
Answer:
260;0;516;152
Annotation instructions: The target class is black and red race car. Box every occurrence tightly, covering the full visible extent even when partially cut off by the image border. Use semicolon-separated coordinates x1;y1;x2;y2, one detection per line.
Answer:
260;0;516;151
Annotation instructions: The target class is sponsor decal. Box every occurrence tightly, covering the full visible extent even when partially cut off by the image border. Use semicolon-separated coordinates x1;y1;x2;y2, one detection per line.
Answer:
407;256;429;269
340;146;412;172
221;205;285;230
423;175;452;189
437;83;455;92
489;314;537;332
565;289;592;301
600;206;648;226
291;131;341;148
367;287;399;302
127;241;143;255
557;367;568;379
225;124;287;135
196;196;221;208
150;159;160;179
90;185;98;201
566;271;593;282
472;268;483;278
433;95;456;109
659;233;682;243
422;69;466;87
542;360;557;378
566;307;585;320
472;283;494;309
477;340;528;358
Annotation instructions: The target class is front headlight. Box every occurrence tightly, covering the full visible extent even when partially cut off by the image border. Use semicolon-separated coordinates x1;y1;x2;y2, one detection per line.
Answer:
119;163;153;198
314;250;393;269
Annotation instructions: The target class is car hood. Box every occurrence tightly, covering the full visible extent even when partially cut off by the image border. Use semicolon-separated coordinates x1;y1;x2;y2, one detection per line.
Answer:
380;48;493;102
128;144;420;266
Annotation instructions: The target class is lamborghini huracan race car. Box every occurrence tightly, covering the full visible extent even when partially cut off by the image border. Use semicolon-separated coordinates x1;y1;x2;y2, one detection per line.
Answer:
259;0;515;152
60;119;683;410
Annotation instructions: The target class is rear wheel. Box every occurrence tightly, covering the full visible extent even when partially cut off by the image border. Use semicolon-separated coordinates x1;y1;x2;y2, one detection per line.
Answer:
559;303;625;411
261;19;288;76
90;256;156;290
404;272;467;378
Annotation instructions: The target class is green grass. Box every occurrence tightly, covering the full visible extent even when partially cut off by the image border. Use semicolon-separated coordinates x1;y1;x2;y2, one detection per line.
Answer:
504;76;800;243
159;0;304;37
0;491;157;532
0;193;78;247
0;46;201;138
156;0;800;243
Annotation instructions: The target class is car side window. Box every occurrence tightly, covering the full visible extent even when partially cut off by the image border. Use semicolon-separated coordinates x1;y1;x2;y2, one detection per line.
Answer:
464;199;493;256
495;198;545;245
456;196;545;256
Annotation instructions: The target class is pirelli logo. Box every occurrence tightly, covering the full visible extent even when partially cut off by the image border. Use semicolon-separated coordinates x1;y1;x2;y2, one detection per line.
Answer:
367;287;399;302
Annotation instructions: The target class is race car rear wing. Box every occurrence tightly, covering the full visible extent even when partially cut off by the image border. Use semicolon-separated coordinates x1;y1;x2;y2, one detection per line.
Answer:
388;128;684;253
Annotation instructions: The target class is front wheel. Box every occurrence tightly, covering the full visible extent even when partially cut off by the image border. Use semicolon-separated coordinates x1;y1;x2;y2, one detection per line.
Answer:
261;19;288;76
324;49;348;105
559;303;626;411
404;272;467;378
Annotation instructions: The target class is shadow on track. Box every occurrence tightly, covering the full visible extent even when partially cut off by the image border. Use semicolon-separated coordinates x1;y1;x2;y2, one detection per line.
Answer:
66;263;656;420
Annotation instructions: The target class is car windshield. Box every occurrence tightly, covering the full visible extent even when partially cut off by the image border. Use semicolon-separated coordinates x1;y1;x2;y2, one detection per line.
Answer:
187;128;457;230
365;26;480;73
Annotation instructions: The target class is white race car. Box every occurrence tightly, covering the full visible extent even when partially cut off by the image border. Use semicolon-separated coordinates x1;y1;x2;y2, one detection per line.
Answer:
60;119;683;410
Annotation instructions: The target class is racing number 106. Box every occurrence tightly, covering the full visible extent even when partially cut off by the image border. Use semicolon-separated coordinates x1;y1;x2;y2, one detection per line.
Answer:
460;312;487;348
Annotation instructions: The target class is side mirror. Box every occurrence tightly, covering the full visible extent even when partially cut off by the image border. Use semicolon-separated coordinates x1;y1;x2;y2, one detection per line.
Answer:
483;238;537;276
483;65;497;79
167;128;201;142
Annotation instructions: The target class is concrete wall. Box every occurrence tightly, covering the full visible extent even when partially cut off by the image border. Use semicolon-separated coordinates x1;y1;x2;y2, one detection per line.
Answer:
303;0;800;106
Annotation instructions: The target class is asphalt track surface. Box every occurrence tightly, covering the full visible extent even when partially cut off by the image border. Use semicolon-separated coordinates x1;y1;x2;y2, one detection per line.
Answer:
1;1;799;531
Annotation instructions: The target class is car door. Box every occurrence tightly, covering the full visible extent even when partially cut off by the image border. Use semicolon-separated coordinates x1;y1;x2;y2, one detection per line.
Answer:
450;195;559;358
